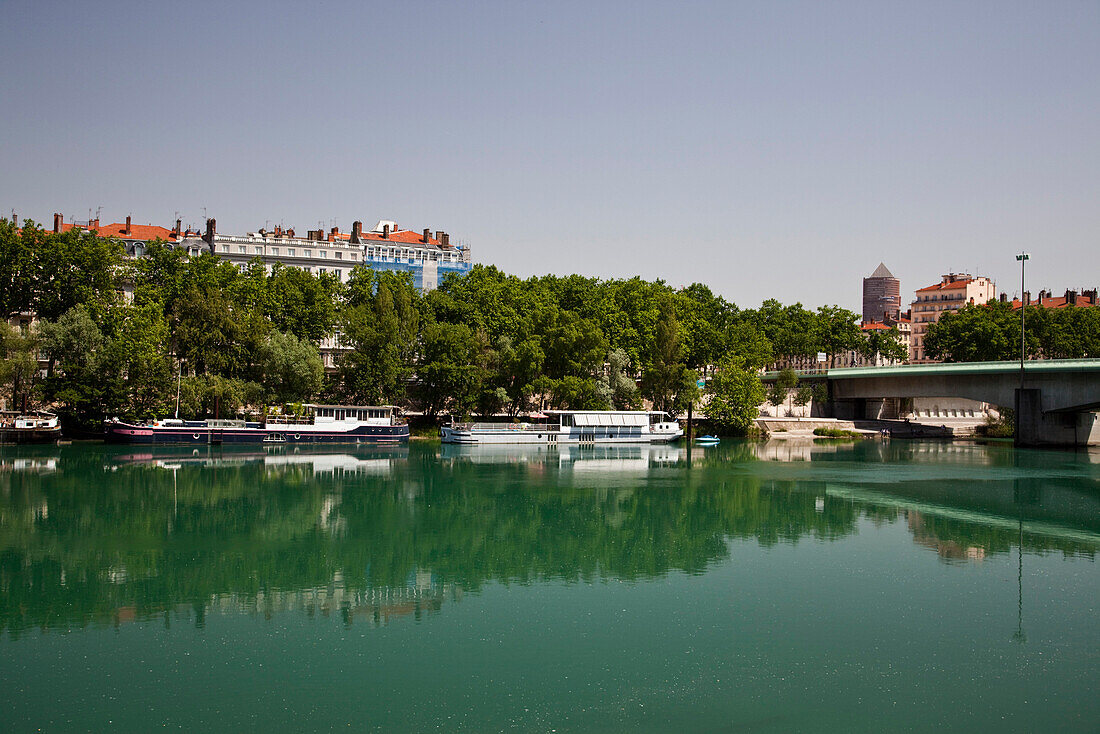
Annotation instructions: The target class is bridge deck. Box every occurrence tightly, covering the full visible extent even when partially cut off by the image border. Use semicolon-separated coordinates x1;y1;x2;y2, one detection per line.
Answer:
827;358;1100;380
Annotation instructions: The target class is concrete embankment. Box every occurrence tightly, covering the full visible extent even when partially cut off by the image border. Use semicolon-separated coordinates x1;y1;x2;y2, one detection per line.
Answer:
757;417;958;439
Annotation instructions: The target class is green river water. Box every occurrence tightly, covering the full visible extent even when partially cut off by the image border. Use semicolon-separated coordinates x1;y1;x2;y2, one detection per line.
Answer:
0;440;1097;732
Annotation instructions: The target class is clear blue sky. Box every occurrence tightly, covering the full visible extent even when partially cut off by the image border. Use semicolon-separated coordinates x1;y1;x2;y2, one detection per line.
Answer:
2;0;1097;311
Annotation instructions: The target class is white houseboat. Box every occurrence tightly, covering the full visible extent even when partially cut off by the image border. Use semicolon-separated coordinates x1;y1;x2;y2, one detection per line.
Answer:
440;410;682;445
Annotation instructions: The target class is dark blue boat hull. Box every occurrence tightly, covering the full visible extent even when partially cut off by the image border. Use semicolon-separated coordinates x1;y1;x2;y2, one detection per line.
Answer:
104;422;409;445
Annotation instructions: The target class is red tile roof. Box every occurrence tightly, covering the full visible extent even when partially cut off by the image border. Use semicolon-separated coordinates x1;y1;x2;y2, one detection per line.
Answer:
92;221;178;242
915;278;973;292
1009;295;1096;310
363;230;443;246
861;322;891;331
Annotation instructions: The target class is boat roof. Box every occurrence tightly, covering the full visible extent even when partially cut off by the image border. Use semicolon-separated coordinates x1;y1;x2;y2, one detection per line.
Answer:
302;404;397;411
545;410;670;427
544;410;669;415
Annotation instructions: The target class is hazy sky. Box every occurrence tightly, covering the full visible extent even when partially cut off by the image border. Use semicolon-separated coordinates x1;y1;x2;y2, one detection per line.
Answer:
2;0;1097;311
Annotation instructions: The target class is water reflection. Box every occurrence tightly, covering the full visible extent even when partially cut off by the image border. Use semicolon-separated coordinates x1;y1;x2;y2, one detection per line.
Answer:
0;441;1095;635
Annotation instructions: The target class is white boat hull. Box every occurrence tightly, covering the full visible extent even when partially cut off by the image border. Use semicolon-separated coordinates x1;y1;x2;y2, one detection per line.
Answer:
440;426;683;445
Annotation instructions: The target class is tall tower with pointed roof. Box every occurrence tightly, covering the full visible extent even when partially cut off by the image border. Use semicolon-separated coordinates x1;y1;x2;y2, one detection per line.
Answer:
862;263;900;323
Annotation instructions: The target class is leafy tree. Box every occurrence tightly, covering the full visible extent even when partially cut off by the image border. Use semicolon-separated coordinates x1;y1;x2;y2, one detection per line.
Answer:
775;368;798;415
642;299;688;413
810;382;829;413
173;284;243;376
416;322;480;418
338;269;420;404
0;217;38;315
107;302;175;419
39;308;108;426
923;302;1025;362
703;356;766;433
550;375;609;410
258;330;324;404
35;227;124;320
814;305;863;367
603;348;640;409
859;326;909;364
495;336;546;415
0;320;40;411
767;384;786;416
265;264;341;342
793;385;813;417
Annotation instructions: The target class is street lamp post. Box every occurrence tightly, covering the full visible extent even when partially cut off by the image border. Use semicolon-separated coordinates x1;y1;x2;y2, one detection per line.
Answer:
1016;253;1030;389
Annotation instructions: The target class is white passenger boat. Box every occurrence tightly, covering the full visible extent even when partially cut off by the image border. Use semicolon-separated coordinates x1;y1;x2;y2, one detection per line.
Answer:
440;410;683;445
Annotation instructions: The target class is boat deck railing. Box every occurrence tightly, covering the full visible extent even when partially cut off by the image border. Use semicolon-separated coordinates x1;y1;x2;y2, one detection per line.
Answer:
452;422;558;432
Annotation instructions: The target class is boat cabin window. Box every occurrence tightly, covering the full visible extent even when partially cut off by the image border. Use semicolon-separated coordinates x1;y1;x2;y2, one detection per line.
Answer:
561;414;573;427
335;409;345;420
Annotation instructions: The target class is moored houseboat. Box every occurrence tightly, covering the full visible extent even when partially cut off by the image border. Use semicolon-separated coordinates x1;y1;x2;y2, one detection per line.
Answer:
440;410;682;445
0;411;62;444
104;405;408;445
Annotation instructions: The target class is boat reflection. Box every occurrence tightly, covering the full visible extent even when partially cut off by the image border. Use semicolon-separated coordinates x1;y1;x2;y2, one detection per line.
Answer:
441;442;686;468
108;444;409;475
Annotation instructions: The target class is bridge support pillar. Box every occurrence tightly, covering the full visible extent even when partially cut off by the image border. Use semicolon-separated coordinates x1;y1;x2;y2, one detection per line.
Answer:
1014;389;1042;447
1015;388;1099;447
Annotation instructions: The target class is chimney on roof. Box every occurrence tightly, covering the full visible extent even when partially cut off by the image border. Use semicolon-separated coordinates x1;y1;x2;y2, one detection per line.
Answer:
1023;291;1030;306
203;218;216;244
1068;289;1078;305
1084;289;1097;303
999;292;1007;302
442;233;450;248
53;213;62;233
351;220;363;244
11;213;17;228
287;228;294;238
174;218;181;237
435;230;442;241
125;215;131;235
329;226;338;242
422;228;430;243
382;225;390;239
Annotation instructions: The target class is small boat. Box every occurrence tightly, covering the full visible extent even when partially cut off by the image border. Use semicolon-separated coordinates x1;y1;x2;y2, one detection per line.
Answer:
0;410;62;444
105;405;408;445
441;410;683;445
694;435;720;445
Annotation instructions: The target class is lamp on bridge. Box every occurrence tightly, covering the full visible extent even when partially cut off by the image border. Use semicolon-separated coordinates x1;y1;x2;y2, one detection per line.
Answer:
1016;253;1030;387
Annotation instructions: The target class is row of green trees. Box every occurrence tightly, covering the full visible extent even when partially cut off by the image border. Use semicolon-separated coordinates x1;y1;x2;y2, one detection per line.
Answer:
0;218;904;432
924;300;1100;362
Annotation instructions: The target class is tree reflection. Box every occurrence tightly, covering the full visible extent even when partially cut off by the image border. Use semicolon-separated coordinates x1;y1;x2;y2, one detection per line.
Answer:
0;442;1095;634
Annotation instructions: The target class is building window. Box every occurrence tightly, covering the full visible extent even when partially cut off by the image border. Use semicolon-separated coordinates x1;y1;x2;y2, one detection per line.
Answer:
220;244;229;252
318;267;326;275
335;251;342;260
288;248;295;256
305;250;312;257
239;246;247;254
319;250;327;259
254;246;262;255
334;269;342;280
271;248;279;255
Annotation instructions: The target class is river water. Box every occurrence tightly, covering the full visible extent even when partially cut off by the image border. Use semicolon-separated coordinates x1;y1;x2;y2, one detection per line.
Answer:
0;440;1097;732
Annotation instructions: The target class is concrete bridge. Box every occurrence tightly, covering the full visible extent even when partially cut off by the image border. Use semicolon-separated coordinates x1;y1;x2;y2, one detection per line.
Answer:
824;359;1100;447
